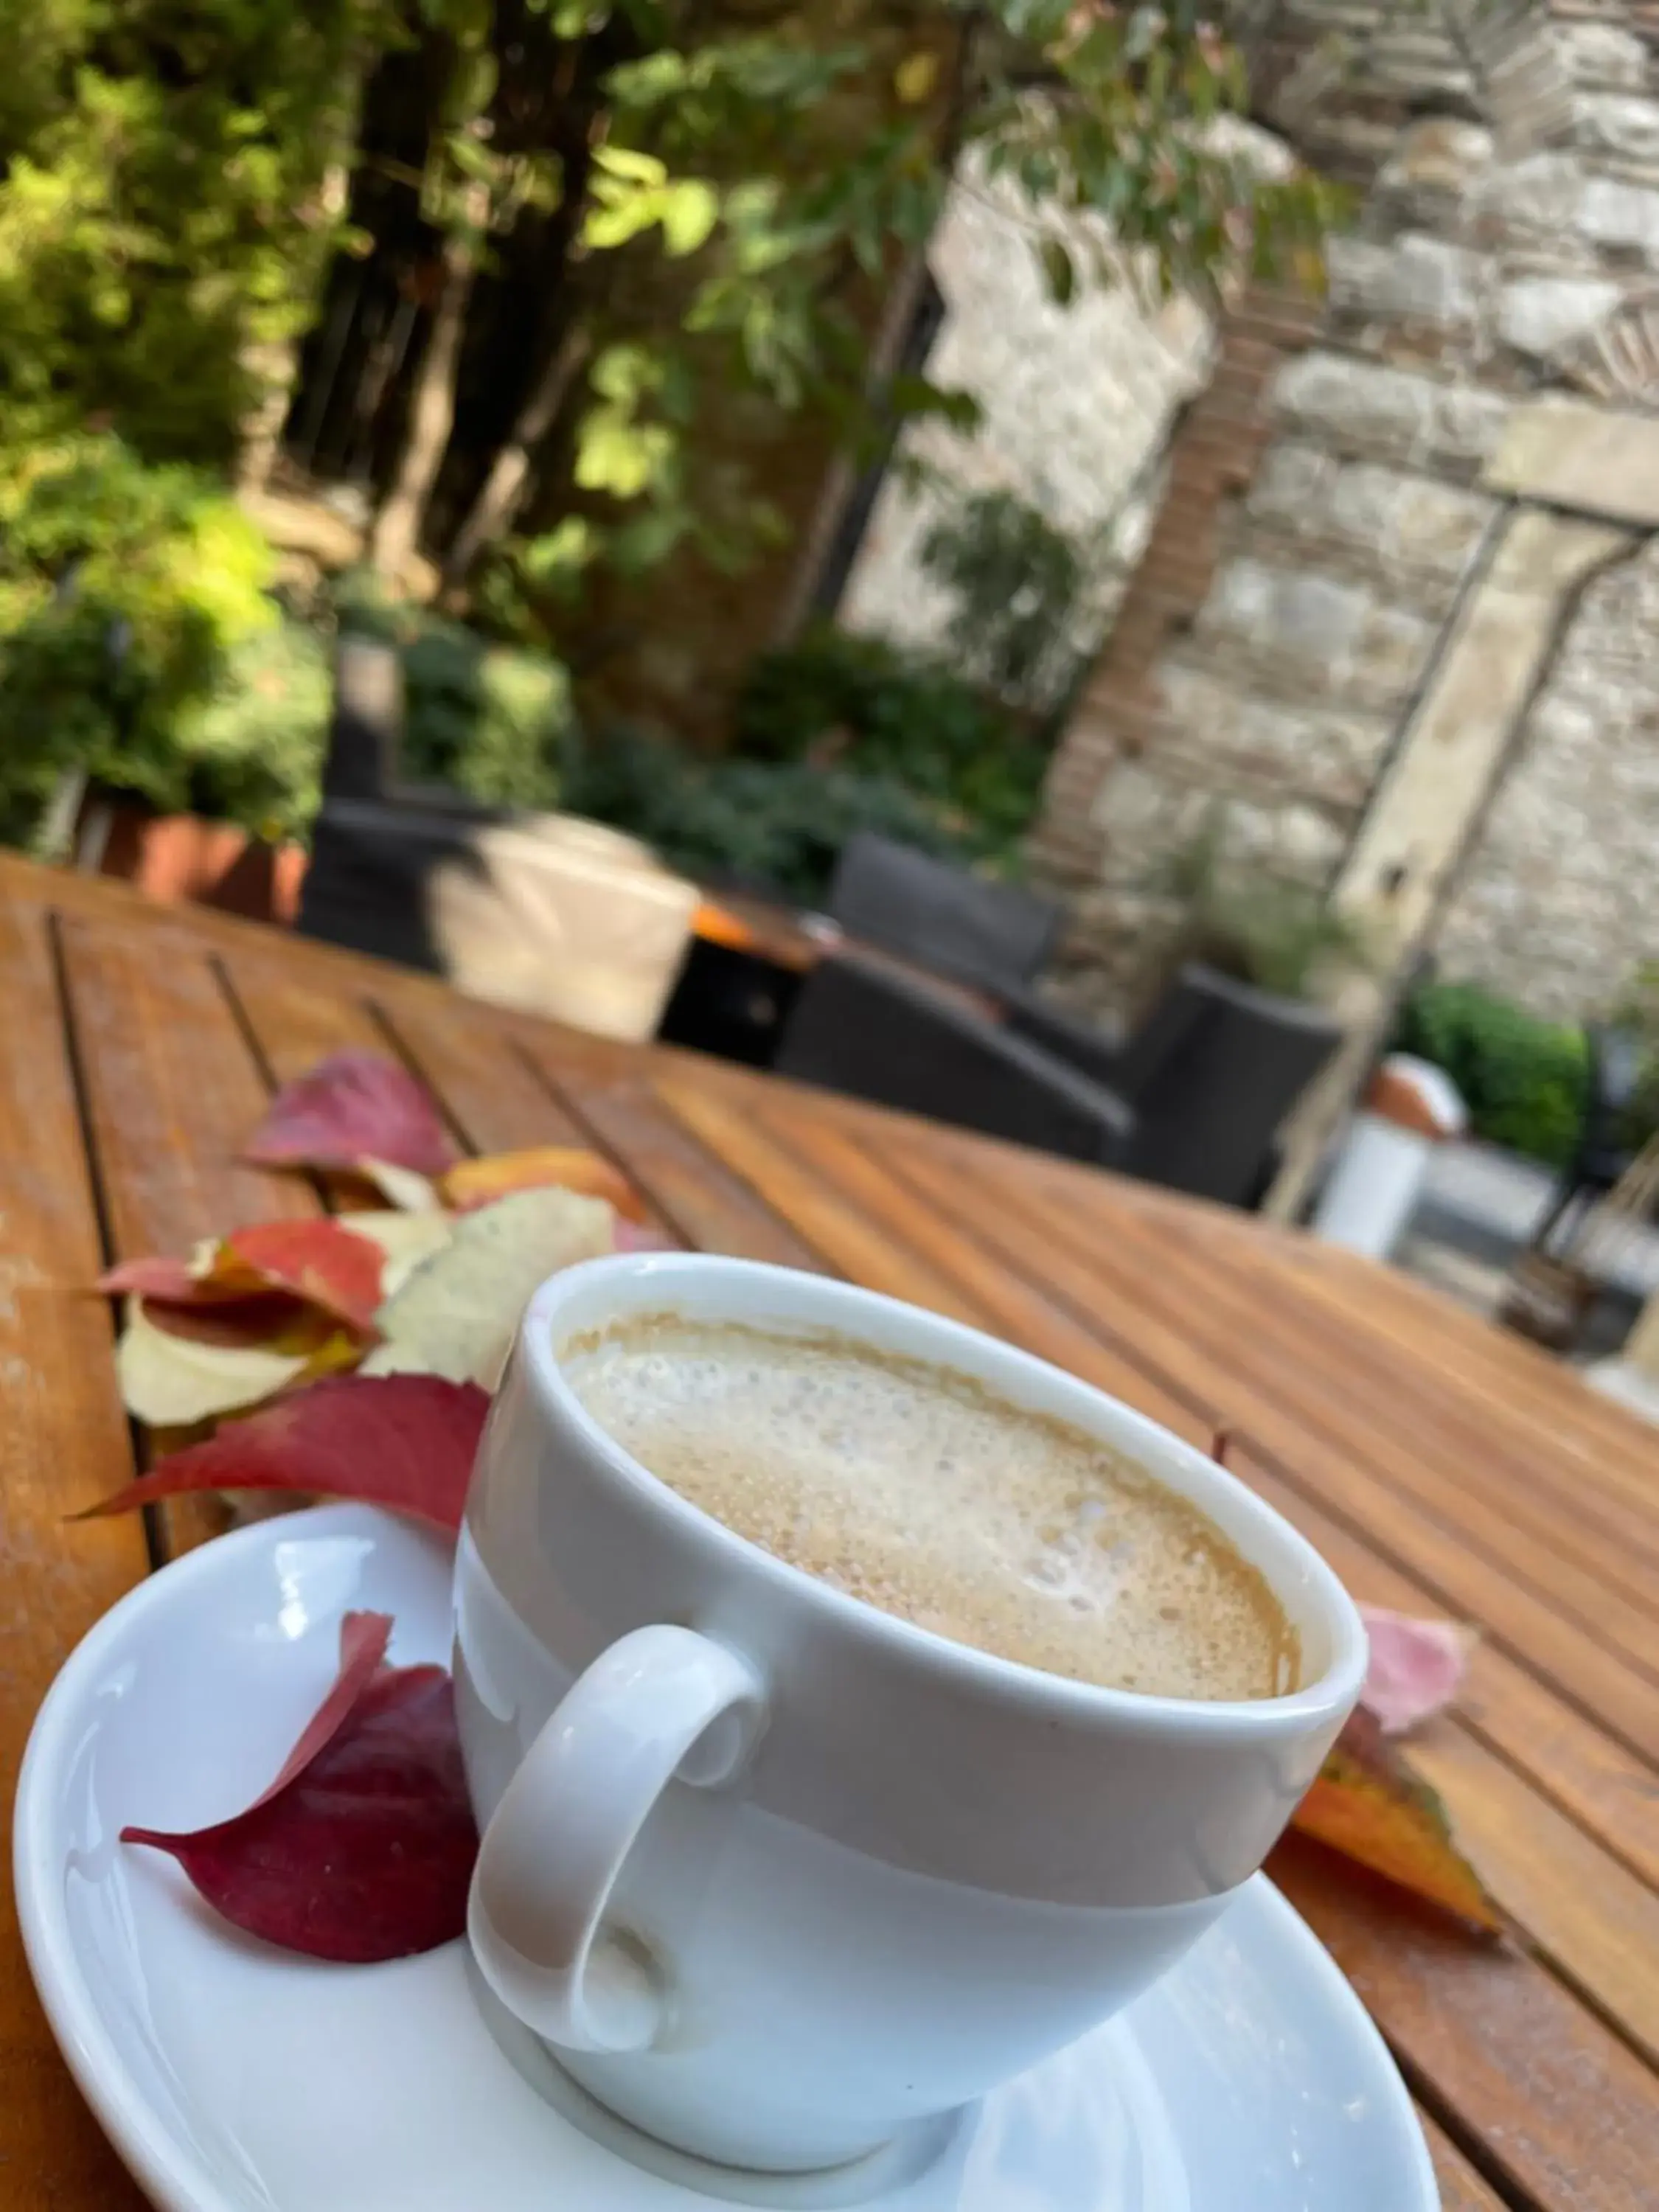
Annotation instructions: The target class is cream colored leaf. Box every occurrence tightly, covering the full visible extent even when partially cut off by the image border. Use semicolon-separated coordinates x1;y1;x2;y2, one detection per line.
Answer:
337;1209;457;1298
361;1158;444;1211
361;1187;614;1390
116;1298;312;1428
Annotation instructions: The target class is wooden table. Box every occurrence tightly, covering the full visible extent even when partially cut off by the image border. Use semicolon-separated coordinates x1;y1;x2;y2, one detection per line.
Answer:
1;851;1655;2212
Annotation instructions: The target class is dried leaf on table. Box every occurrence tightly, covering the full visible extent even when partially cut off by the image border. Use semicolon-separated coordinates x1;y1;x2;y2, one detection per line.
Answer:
77;1372;490;1532
122;1610;477;1962
361;1186;614;1390
218;1220;387;1337
98;1246;223;1303
339;1208;456;1298
1357;1603;1473;1735
245;1050;457;1178
360;1158;444;1212
440;1145;648;1222
116;1296;327;1427
1292;1707;1502;1934
614;1218;676;1253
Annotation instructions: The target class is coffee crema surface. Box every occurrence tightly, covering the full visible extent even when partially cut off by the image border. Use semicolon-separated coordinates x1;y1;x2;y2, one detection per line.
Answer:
560;1315;1300;1702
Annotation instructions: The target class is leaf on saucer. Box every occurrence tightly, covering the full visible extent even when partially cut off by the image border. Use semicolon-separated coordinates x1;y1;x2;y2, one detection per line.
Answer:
122;1610;477;1962
1356;1604;1472;1736
76;1372;490;1531
245;1051;457;1178
361;1186;614;1390
1293;1708;1502;1934
440;1145;647;1222
116;1296;321;1427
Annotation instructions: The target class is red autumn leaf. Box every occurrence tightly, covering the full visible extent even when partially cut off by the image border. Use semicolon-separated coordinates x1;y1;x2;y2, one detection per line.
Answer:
245;1051;457;1178
223;1220;386;1336
123;1610;477;1962
140;1290;316;1347
75;1373;489;1532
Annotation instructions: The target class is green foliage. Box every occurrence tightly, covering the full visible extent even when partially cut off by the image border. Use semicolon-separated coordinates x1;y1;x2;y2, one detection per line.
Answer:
917;489;1099;710
733;627;1046;852
1607;959;1659;1146
491;0;1346;611
1396;983;1590;1170
335;577;575;810
0;1;378;465
0;435;306;842
561;724;980;905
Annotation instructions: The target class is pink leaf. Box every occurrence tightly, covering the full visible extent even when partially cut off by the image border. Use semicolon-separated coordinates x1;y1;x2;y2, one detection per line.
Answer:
245;1051;457;1178
1357;1604;1471;1735
98;1256;217;1301
123;1611;476;1962
76;1374;489;1532
613;1218;676;1253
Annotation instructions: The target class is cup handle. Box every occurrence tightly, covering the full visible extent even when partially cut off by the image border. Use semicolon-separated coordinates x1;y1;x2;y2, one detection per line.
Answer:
467;1623;765;2054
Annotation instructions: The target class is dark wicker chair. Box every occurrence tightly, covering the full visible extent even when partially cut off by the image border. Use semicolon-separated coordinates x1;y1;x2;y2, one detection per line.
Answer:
825;832;1061;997
779;958;1341;1206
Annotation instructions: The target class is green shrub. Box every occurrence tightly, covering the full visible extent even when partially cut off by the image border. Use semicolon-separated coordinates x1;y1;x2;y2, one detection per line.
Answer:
335;575;572;812
562;725;978;905
732;627;1046;856
1396;982;1590;1169
0;434;313;844
917;488;1097;711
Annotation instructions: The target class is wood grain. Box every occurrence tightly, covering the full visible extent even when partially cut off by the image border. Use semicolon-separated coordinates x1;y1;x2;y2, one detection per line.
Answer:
0;897;153;2210
1418;2110;1512;2212
55;912;319;1557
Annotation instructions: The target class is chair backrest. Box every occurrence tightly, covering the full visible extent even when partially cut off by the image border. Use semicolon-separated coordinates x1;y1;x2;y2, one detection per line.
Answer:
826;832;1060;997
776;956;1134;1167
1120;964;1341;1208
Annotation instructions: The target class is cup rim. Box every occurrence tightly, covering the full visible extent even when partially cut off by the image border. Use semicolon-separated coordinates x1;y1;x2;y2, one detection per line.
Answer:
518;1253;1368;1739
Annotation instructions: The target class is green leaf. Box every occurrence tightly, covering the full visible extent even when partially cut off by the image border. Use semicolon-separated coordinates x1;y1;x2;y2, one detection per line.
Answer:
659;179;717;257
894;52;939;105
591;144;668;187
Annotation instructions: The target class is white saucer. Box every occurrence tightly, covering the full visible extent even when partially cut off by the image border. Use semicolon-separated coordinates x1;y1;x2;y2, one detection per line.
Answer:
16;1505;1436;2212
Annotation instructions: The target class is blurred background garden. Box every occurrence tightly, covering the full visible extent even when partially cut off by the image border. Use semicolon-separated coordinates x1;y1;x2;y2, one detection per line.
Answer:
4;0;1658;1194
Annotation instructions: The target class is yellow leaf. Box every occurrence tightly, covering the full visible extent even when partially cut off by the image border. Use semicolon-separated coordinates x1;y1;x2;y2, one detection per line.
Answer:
440;1147;646;1221
894;51;939;105
337;1209;456;1300
116;1298;313;1427
360;1158;443;1211
361;1187;615;1390
1292;1710;1502;1933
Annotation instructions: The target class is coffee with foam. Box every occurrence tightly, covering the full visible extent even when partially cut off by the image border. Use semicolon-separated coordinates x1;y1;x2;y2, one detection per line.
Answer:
561;1315;1298;1702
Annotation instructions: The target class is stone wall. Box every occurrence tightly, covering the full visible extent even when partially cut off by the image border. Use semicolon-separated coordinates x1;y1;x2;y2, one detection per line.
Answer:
838;156;1212;669
1034;2;1659;1022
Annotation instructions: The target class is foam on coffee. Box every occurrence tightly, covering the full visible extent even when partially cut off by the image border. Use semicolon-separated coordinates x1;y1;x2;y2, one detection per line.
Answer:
560;1314;1299;1701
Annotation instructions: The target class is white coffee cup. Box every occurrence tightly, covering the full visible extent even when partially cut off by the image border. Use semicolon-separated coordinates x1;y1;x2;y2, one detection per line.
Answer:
454;1253;1367;2175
